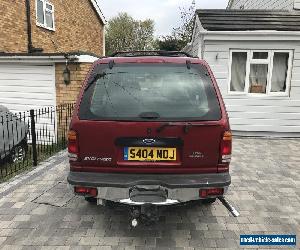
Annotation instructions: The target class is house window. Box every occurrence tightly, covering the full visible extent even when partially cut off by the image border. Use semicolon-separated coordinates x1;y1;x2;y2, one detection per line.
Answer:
229;50;293;96
230;52;247;92
36;0;55;30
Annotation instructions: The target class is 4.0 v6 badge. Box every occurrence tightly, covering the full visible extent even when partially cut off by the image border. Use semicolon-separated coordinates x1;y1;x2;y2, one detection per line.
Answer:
84;156;112;162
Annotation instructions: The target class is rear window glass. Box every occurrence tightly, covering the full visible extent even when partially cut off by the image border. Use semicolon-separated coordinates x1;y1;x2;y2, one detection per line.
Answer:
79;63;221;121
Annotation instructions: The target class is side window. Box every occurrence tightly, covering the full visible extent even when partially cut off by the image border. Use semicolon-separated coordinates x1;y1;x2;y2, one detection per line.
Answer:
229;50;292;96
36;0;55;30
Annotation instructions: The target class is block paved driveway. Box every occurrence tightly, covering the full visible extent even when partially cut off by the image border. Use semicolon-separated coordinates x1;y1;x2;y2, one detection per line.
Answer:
0;138;299;250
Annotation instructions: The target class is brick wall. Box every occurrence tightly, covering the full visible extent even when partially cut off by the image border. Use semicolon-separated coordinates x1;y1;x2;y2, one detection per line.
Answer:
0;0;104;55
55;62;93;106
0;0;28;52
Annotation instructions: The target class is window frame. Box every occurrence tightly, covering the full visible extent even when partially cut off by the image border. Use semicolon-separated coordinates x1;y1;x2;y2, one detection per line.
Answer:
228;49;293;97
36;0;55;31
79;63;222;122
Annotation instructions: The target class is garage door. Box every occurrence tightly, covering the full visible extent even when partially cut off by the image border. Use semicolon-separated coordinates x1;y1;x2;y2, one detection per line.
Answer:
0;63;56;113
0;63;56;144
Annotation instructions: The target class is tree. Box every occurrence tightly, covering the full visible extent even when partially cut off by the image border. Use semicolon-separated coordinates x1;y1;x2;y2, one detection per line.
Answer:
173;0;196;45
155;36;186;51
156;1;196;51
105;13;155;55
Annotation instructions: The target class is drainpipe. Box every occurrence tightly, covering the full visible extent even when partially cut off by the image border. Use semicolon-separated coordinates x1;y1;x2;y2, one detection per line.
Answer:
25;0;43;53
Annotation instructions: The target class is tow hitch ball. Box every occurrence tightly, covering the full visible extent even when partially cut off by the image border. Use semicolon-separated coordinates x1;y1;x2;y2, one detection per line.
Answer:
130;205;159;227
130;207;140;228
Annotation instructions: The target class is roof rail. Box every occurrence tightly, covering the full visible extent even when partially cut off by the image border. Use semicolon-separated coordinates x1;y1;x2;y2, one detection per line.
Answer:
110;50;193;58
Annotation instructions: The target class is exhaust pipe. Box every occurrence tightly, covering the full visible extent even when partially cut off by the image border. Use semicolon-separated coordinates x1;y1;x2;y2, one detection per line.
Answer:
218;197;240;217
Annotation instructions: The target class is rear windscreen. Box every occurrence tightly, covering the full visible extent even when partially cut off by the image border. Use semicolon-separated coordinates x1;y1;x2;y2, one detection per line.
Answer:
79;63;221;121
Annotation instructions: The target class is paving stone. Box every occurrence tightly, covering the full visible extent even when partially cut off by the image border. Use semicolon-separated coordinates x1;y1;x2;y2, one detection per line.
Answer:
41;247;58;250
195;223;209;231
0;229;17;237
0;138;298;249
204;231;223;239
174;237;190;247
0;236;7;244
189;239;203;247
55;247;71;250
99;237;119;246
156;238;176;247
12;215;31;222
201;238;217;248
221;230;238;239
91;247;112;250
69;247;92;250
0;221;13;229
46;236;68;246
1;246;23;250
30;205;50;215
207;223;227;231
216;238;239;248
79;237;101;246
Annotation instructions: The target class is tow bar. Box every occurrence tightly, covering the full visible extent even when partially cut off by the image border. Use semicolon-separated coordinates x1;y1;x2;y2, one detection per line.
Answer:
128;196;239;228
130;205;159;228
218;196;240;217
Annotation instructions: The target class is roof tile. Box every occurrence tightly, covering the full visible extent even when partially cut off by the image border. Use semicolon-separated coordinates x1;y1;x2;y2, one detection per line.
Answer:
197;9;300;31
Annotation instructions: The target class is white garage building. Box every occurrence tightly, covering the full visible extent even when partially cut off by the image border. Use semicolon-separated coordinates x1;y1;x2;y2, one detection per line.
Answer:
0;53;98;114
0;54;98;143
185;10;300;137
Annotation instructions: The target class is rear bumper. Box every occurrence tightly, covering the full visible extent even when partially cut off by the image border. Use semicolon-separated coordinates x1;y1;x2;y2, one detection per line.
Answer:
67;171;231;204
67;171;231;188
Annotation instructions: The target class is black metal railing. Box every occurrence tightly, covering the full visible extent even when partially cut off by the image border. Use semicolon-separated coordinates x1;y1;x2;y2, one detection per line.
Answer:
0;103;74;181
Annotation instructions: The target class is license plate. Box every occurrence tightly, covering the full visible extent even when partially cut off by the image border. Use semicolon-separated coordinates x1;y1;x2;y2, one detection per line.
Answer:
124;147;176;161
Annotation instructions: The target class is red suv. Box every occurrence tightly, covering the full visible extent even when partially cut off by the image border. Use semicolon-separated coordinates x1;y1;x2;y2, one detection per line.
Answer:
67;51;231;221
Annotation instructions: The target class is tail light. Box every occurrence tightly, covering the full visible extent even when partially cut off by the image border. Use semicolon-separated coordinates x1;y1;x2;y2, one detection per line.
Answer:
68;130;78;161
74;186;98;197
220;131;232;164
200;188;224;198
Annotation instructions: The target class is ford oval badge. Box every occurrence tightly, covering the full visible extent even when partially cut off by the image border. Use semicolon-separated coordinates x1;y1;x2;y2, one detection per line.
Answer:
142;138;156;145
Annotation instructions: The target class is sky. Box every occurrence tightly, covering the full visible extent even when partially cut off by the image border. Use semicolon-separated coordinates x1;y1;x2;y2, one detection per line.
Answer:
98;0;228;37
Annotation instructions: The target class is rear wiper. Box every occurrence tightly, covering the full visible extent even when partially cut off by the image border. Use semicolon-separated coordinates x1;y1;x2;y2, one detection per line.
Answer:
157;122;217;134
139;112;160;120
156;122;176;133
156;122;190;134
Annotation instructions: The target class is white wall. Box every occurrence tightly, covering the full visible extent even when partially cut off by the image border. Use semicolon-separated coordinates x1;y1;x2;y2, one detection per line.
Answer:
294;0;300;9
203;40;300;134
184;18;202;58
190;19;202;58
229;0;294;10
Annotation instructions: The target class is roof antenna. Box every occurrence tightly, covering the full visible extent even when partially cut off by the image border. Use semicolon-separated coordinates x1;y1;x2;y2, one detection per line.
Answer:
109;60;115;69
186;60;191;69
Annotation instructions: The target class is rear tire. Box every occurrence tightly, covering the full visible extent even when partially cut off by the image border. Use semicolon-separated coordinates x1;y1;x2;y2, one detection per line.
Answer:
85;197;97;203
202;198;217;204
10;140;28;163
